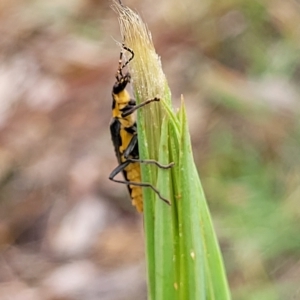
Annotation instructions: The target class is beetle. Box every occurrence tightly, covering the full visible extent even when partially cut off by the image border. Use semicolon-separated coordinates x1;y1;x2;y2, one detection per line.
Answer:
109;43;173;212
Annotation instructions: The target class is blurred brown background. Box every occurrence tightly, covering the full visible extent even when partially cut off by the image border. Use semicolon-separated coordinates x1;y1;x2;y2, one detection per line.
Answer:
1;0;300;299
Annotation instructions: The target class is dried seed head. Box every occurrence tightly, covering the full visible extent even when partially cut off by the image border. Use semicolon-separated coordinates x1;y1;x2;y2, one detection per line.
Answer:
113;1;168;102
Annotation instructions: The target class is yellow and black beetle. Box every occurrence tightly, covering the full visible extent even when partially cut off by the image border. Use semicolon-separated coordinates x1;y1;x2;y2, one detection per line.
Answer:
109;43;173;212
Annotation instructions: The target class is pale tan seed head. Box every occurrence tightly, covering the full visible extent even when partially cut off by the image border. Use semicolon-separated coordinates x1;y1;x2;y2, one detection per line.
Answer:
112;1;168;103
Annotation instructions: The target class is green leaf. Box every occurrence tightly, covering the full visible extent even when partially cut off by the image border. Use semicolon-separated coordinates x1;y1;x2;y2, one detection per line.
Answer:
154;116;176;300
175;101;206;300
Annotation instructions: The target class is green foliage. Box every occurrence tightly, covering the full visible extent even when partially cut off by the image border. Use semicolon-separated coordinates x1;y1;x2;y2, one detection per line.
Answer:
140;97;231;300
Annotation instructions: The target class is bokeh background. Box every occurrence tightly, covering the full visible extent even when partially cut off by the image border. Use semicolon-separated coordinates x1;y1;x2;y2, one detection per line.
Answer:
1;0;300;299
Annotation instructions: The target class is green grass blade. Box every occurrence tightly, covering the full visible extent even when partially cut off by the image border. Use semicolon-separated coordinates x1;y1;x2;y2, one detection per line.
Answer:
154;116;176;300
178;100;231;300
175;100;206;300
